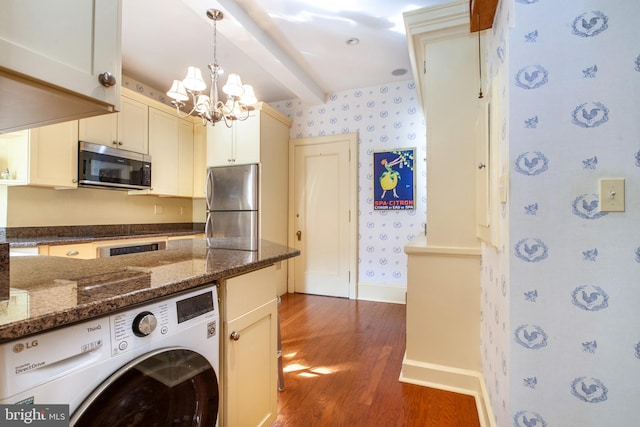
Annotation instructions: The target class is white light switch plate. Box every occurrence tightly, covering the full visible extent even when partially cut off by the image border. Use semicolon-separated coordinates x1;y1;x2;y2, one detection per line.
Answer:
599;178;625;212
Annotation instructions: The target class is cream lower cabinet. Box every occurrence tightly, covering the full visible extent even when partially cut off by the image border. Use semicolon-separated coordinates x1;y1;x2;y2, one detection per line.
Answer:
0;120;78;188
221;265;278;427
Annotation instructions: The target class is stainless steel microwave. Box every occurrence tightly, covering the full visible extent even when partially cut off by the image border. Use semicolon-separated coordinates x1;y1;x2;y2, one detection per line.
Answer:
78;141;152;190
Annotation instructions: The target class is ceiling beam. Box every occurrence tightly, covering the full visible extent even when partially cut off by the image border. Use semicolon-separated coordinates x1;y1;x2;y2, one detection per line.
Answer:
215;0;326;104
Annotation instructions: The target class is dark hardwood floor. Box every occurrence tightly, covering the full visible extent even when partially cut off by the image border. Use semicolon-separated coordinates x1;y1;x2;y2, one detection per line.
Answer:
273;293;480;427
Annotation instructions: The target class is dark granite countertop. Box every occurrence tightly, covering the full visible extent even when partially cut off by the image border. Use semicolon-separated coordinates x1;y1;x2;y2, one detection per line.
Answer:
0;238;299;343
1;223;205;248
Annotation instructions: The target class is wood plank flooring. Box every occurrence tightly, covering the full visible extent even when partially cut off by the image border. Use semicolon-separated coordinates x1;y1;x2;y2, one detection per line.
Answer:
273;293;480;427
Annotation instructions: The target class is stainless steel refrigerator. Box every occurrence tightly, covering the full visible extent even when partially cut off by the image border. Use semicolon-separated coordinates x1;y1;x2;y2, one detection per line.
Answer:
205;163;259;251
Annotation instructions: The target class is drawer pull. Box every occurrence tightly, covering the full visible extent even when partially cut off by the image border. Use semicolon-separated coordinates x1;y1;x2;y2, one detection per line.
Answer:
66;250;79;256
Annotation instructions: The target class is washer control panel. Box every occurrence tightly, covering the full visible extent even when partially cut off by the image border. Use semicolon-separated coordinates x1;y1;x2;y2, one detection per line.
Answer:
109;285;218;357
110;301;170;356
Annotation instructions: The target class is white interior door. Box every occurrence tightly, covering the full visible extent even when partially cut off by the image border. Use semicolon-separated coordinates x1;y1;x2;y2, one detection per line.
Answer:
290;134;357;298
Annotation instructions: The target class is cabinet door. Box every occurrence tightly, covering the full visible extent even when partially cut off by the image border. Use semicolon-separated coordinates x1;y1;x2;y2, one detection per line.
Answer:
0;122;78;188
206;116;260;166
117;96;149;153
28;121;78;188
0;0;121;108
225;300;278;427
78;113;118;147
206;123;234;167
148;108;179;195
233;117;261;165
178;119;194;197
0;131;29;184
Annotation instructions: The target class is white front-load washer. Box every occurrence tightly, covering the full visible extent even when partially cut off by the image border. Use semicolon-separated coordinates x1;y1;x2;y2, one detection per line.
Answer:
0;284;220;426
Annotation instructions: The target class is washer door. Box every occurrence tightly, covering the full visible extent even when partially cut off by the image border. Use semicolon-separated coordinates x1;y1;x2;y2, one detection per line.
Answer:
71;348;218;427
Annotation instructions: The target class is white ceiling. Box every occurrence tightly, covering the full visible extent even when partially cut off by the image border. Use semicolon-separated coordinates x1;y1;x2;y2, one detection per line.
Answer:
121;0;449;105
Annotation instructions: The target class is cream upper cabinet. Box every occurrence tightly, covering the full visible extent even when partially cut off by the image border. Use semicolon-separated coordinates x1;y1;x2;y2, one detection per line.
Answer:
147;107;179;196
0;1;121;133
0;121;78;189
206;117;259;166
135;107;194;197
78;94;149;154
222;265;278;427
206;104;292;167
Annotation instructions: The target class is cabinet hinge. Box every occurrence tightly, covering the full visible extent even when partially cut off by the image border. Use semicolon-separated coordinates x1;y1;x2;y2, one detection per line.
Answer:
423;60;426;74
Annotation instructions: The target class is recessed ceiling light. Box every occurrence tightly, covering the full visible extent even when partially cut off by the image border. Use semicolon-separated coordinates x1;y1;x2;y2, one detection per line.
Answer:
346;38;359;46
392;68;408;76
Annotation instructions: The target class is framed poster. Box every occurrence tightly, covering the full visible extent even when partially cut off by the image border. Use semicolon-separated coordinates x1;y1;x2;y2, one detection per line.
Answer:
373;148;415;210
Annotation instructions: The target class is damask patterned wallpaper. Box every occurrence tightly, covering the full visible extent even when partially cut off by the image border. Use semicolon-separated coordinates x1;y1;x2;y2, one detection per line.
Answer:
270;82;427;294
482;1;640;426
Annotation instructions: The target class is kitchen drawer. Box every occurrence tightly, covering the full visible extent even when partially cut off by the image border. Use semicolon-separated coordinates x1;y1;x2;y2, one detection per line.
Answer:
39;236;169;260
39;243;96;259
167;233;205;241
224;264;278;320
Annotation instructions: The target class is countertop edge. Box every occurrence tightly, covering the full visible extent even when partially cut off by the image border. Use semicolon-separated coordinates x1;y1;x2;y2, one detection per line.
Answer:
0;247;299;343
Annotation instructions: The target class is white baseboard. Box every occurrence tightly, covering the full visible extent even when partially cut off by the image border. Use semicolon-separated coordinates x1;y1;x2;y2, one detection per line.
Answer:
400;355;495;427
356;282;406;304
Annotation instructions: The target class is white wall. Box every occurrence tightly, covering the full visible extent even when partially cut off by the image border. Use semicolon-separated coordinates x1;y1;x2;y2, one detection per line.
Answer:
482;1;640;426
270;80;426;295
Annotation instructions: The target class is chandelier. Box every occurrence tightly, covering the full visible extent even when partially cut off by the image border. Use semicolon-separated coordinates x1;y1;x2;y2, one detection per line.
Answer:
166;9;257;127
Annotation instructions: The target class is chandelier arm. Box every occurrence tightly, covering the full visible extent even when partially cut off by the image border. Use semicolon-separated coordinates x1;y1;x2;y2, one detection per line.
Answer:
221;113;233;128
171;102;198;119
236;110;251;121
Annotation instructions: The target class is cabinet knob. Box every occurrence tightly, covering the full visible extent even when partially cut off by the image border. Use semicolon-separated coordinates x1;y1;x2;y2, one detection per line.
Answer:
98;72;117;87
478;162;487;170
230;331;240;341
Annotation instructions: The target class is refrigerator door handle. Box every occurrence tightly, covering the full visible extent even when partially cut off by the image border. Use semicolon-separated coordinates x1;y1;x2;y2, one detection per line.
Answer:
205;169;214;211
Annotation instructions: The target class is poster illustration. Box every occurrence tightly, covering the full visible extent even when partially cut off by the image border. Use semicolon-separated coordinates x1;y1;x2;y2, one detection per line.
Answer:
373;148;415;210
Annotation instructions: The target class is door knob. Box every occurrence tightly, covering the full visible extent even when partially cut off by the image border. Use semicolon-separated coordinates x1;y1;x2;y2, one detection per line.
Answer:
296;231;302;241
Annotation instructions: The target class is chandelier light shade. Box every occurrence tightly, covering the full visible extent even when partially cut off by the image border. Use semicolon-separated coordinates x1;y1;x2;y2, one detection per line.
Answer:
166;9;256;127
